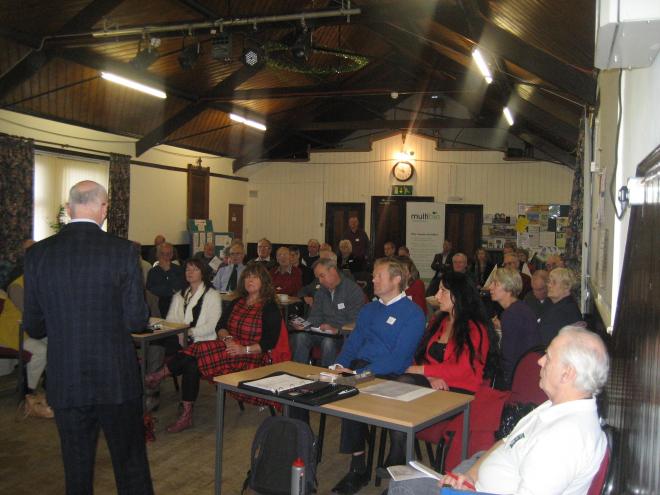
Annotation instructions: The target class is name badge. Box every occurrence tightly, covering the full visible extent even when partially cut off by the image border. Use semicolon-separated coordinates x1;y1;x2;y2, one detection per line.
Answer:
338;303;345;310
386;316;397;325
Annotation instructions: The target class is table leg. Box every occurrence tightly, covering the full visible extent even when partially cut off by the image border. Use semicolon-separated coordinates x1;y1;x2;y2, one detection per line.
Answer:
461;402;470;460
405;428;415;462
140;340;148;411
215;387;225;495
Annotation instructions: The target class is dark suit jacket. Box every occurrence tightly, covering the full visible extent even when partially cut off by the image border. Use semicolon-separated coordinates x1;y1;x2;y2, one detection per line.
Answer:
23;221;149;408
430;251;454;277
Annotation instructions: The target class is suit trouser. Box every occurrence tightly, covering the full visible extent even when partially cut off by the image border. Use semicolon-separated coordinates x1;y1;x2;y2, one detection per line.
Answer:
53;397;153;495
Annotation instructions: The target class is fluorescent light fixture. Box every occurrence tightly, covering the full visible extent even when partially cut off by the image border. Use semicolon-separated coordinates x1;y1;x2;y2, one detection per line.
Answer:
229;113;267;131
100;72;166;99
472;48;493;84
503;106;515;126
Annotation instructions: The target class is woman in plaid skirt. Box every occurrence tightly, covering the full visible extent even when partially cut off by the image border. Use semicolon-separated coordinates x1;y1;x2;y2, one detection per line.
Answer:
146;262;280;432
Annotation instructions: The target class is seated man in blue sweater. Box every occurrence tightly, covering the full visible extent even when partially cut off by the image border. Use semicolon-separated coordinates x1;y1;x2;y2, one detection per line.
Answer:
331;257;426;495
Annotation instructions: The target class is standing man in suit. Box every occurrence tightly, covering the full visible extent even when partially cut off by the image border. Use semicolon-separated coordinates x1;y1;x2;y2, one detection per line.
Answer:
427;239;454;296
23;181;153;495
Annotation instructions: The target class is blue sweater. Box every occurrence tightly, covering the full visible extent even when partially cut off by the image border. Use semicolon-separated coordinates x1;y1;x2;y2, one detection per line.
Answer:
337;295;426;375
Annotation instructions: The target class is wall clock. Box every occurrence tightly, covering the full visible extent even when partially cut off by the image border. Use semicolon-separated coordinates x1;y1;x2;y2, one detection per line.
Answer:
392;160;414;182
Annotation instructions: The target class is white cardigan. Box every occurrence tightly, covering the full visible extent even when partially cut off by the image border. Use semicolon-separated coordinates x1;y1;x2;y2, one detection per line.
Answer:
166;283;222;342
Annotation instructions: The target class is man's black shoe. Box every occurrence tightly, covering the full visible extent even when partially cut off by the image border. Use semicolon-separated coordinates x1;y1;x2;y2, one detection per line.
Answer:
331;470;369;495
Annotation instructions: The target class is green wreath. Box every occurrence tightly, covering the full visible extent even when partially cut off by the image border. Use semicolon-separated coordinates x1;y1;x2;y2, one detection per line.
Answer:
263;41;370;75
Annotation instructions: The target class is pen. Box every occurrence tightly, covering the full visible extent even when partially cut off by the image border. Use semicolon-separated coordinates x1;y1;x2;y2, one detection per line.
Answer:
337;389;352;396
445;472;476;491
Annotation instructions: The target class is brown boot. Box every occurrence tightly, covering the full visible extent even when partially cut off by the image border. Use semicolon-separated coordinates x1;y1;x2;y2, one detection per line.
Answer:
145;366;171;389
23;393;54;419
167;401;193;433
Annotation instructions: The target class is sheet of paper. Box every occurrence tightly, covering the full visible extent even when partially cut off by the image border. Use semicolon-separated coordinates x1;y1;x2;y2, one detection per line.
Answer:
387;465;429;482
539;231;555;247
242;374;313;394
360;381;436;402
208;256;222;272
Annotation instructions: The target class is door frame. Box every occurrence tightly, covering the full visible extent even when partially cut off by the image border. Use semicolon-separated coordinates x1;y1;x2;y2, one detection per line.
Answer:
325;202;366;248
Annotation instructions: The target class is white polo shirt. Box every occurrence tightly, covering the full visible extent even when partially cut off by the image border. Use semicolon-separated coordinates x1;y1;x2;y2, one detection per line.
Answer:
477;398;606;495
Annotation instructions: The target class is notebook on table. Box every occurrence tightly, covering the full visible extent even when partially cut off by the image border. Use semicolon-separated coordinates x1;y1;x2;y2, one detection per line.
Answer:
239;372;358;405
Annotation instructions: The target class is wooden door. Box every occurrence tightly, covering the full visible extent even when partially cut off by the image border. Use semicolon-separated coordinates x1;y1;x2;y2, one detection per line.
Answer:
228;204;243;242
445;204;483;261
371;196;435;258
325;203;365;250
187;164;209;219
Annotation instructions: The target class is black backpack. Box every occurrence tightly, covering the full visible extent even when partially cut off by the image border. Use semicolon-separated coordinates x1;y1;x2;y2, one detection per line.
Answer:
243;416;318;495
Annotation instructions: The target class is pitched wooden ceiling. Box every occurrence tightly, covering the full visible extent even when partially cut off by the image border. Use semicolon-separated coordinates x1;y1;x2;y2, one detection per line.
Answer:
0;0;595;171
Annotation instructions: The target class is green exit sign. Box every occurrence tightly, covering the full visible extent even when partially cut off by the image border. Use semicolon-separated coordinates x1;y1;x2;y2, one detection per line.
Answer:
391;185;413;196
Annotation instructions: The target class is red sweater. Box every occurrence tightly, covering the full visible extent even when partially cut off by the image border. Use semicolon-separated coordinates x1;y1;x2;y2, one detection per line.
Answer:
420;318;489;393
269;266;302;296
406;279;427;314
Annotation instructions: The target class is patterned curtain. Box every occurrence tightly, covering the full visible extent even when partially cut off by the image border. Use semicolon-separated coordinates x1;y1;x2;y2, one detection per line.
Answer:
564;120;585;271
107;153;131;239
0;134;34;287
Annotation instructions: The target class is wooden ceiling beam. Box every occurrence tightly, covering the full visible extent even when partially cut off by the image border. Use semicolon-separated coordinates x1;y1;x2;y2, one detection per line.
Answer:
0;0;123;100
135;66;258;156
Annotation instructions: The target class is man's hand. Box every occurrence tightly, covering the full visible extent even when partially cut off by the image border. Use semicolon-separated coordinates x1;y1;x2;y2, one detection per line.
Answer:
491;316;501;330
319;323;338;335
291;320;306;331
331;365;353;374
405;365;424;375
428;377;449;390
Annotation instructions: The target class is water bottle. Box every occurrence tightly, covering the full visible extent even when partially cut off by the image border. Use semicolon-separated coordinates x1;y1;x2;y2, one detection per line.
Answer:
290;457;305;495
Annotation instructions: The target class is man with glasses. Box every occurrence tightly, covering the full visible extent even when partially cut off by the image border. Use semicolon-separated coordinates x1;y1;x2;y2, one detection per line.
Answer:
212;242;246;292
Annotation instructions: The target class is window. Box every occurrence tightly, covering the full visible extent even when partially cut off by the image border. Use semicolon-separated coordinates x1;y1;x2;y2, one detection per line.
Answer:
33;152;109;240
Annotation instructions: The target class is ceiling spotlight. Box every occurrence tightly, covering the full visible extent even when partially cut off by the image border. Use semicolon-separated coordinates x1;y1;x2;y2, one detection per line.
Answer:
503;106;515;126
472;48;493;84
131;37;160;70
179;40;201;70
212;32;232;62
241;46;265;69
291;29;312;60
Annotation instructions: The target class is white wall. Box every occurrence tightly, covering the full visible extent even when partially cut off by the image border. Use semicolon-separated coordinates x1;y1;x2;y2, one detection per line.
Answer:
590;55;660;328
240;133;574;244
0;109;247;244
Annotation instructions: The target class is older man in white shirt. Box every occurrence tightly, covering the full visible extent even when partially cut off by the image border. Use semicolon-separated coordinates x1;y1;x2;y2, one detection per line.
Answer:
388;325;609;495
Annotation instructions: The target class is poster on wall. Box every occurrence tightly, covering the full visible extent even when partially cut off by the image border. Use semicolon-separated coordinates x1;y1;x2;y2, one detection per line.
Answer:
406;202;445;280
517;203;569;263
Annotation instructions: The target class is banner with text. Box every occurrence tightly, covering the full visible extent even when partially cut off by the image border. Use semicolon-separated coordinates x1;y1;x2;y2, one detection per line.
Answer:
406;202;445;280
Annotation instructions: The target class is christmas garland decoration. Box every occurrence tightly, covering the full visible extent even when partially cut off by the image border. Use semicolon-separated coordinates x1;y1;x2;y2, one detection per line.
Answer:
263;41;369;75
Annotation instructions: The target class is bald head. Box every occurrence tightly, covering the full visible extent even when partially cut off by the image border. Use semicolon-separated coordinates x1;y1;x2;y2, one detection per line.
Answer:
67;181;108;225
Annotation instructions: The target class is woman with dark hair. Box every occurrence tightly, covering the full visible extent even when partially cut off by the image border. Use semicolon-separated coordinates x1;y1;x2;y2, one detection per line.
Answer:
383;271;498;466
144;257;221;432
470;247;495;289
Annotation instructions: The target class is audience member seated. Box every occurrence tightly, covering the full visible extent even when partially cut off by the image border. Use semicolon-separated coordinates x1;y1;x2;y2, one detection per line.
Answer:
253;238;276;270
212;242;245;292
146;242;186;318
489;268;540;389
539;268;582;346
298;250;337;307
337;239;365;275
383;241;396;257
470;247;495;289
290;258;365;367
270;246;302;296
397;255;426;313
516;247;534;276
523;269;552;320
383;271;496;467
502;252;532;299
501;241;516;259
397;245;410;257
329;258;425;495
145;258;222;432
147;234;165;265
194;242;218;275
303;238;321;267
545;253;565;272
342;215;370;263
427;239;454;296
290;246;314;286
388;326;609;495
0;276;52;417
